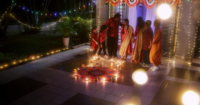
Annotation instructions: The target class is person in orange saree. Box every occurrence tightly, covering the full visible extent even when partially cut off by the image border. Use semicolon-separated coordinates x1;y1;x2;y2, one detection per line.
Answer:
141;20;153;67
90;26;98;55
149;19;163;71
131;17;145;64
119;19;134;61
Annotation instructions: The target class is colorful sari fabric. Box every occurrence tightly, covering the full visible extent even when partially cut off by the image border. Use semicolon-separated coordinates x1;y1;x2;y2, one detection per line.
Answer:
119;25;134;57
90;31;98;51
150;28;163;66
131;26;144;64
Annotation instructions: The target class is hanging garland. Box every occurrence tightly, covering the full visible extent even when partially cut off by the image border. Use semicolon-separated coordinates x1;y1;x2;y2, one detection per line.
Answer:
144;0;157;9
165;0;179;7
122;0;126;5
110;0;121;6
126;0;138;8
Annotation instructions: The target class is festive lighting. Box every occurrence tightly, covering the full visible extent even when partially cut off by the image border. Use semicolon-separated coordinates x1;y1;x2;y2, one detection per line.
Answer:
182;91;199;105
132;70;148;85
157;4;172;20
13;62;16;65
31;56;35;60
37;56;40;58
0;14;5;21
0;47;69;70
9;14;57;29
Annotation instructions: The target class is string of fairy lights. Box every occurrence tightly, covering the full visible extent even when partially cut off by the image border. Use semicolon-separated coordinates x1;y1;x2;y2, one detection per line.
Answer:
89;0;94;39
168;7;176;61
0;14;5;22
0;47;69;70
97;0;102;36
198;15;200;59
0;1;95;70
188;2;192;62
174;0;182;63
9;14;57;29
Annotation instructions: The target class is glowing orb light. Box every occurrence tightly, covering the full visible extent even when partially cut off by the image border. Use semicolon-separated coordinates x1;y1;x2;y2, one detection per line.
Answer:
132;70;148;85
157;4;172;20
182;91;199;105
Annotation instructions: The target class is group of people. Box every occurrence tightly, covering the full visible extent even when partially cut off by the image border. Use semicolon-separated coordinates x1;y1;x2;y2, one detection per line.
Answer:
90;13;163;71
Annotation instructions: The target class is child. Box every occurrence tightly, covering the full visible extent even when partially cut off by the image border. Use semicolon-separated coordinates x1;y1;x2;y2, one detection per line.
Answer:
149;19;163;71
98;25;107;56
90;26;98;55
142;20;153;67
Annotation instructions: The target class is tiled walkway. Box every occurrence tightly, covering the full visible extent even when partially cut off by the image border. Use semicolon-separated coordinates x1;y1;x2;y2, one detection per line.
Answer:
0;45;200;105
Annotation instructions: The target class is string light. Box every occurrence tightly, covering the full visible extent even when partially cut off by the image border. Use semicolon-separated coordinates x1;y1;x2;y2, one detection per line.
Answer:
0;47;69;70
174;1;182;62
0;14;5;22
10;14;56;29
97;0;102;38
168;7;176;61
89;0;93;39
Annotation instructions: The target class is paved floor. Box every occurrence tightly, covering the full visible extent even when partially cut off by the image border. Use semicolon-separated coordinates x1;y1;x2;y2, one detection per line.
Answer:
0;45;200;105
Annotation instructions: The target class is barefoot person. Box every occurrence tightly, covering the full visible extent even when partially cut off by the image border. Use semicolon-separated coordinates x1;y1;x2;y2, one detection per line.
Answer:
142;20;153;67
149;19;163;71
91;26;98;55
119;19;134;60
98;25;107;56
131;17;145;64
105;13;124;59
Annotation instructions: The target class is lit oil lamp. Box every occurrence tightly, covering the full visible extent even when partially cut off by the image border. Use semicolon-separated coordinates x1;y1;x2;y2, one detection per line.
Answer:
110;59;114;62
82;64;85;68
110;63;113;68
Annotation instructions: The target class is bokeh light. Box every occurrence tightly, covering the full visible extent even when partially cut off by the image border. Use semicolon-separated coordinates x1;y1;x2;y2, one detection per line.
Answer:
157;4;172;20
182;91;199;105
132;70;148;85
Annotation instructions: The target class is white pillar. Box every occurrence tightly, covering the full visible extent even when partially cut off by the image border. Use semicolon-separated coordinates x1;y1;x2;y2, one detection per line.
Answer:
96;0;109;34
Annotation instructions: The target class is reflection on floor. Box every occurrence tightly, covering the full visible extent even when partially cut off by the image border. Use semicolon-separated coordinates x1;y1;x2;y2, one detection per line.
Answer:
0;46;200;105
62;93;115;105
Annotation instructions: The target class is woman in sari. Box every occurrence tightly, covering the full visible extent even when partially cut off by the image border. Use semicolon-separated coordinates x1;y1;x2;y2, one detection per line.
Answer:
90;26;98;55
149;19;163;71
131;17;145;64
119;19;134;60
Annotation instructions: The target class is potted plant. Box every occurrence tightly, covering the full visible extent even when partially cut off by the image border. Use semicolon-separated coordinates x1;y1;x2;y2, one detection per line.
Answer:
53;18;77;48
74;18;91;44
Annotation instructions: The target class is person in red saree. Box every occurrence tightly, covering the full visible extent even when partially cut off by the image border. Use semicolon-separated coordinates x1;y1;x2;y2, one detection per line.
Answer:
149;19;163;71
141;20;153;67
131;17;145;64
119;19;134;60
90;26;98;55
98;25;107;56
104;13;124;58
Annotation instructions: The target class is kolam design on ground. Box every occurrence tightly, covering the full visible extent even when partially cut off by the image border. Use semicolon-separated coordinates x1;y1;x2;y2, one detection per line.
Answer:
77;67;119;81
